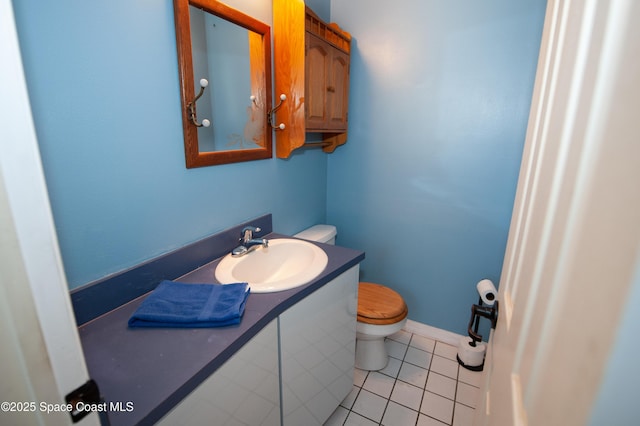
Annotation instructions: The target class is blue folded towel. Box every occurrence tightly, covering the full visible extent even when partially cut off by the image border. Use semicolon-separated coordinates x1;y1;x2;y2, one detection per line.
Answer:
128;280;250;328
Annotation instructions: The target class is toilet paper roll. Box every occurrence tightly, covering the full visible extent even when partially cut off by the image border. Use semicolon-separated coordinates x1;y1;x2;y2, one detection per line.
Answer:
476;279;497;306
457;337;486;368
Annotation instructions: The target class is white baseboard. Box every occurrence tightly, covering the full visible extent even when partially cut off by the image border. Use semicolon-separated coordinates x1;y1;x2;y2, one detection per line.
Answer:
403;319;465;347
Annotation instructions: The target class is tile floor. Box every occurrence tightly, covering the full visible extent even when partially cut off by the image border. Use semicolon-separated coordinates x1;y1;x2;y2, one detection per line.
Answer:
324;329;483;426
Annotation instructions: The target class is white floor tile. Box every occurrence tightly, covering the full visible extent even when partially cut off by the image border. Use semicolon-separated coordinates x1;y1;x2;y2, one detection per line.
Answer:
382;401;419;426
388;329;412;345
421;391;454;424
334;328;484;426
430;355;459;380
410;334;436;353
379;356;402;378
324;406;349;425
453;402;475;426
458;367;483;388
340;385;360;409
405;346;432;369
352;389;388;423
344;411;379;425
390;380;423;411
398;362;428;388
417;414;449;426
386;339;409;360
354;368;368;387
434;342;459;360
363;371;395;399
426;371;457;400
455;382;479;409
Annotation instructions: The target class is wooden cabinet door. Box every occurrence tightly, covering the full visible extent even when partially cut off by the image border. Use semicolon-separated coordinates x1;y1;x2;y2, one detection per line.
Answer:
305;33;350;132
305;33;330;130
327;47;349;130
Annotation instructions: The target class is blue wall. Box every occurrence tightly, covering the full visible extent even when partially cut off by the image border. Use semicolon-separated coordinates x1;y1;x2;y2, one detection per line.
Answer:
14;0;546;336
13;0;328;290
327;0;546;334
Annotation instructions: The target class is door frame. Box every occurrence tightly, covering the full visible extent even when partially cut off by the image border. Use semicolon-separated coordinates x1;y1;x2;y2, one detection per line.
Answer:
0;1;97;424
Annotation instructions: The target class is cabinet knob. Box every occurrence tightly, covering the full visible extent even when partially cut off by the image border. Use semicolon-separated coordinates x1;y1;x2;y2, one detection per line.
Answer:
327;86;336;93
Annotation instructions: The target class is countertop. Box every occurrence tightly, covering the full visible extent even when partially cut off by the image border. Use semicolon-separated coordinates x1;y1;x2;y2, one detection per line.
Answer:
78;235;364;425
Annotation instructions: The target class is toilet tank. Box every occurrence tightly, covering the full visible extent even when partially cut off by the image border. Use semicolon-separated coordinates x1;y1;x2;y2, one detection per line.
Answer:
294;224;337;245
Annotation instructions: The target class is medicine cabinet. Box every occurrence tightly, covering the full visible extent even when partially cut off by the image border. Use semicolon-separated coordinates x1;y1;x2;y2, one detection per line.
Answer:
273;0;351;158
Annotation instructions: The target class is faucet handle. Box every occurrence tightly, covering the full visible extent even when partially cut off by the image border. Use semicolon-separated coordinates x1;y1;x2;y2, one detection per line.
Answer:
241;226;261;242
241;226;261;234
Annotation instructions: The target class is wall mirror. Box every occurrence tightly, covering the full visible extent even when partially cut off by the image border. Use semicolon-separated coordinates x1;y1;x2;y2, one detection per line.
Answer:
174;0;272;167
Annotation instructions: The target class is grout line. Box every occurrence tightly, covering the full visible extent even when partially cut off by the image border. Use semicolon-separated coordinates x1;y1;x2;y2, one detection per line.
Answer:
451;364;460;425
378;388;391;425
335;331;479;426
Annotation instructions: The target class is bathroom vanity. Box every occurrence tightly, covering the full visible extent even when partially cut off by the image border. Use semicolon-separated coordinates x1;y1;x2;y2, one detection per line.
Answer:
159;266;358;426
75;216;363;425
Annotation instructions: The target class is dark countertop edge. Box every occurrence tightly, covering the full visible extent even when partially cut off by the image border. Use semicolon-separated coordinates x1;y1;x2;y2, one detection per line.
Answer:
80;234;364;426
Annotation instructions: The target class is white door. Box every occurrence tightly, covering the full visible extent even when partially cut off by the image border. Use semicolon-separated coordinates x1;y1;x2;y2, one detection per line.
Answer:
476;1;640;425
0;1;98;424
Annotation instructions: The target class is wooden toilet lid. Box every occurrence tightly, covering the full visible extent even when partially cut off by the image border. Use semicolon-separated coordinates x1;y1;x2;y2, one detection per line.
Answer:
357;282;408;325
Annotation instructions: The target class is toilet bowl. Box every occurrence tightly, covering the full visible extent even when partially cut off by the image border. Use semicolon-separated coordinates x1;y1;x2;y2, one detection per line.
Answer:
294;225;409;371
356;282;408;370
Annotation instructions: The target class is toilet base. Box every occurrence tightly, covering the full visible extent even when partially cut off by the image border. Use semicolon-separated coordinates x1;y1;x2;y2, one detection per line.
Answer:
355;318;407;371
355;337;389;371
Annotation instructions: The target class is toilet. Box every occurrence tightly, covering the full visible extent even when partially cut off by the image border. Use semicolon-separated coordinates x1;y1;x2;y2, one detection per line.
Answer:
294;225;408;371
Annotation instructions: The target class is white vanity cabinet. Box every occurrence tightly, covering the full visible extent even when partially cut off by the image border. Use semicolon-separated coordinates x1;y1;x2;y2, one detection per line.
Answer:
158;320;280;426
279;266;359;425
158;266;358;426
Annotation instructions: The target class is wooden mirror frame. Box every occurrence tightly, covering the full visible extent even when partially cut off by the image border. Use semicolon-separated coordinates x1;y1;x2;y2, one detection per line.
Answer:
174;0;273;168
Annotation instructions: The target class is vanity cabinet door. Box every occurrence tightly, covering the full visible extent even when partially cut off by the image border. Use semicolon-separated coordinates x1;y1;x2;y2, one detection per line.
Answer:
305;33;350;132
158;320;280;426
279;266;359;426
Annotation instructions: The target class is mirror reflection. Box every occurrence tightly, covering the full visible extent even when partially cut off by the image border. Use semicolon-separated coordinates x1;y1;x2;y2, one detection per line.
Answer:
173;0;272;168
189;7;263;152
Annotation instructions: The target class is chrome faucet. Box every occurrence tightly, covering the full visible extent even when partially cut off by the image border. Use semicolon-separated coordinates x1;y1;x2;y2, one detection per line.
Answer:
231;226;268;257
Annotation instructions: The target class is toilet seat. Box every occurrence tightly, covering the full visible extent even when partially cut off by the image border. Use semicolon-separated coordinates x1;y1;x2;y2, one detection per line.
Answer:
357;282;408;325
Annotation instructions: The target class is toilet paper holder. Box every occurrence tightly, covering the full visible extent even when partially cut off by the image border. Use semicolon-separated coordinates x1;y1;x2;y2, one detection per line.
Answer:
467;298;499;347
458;288;499;371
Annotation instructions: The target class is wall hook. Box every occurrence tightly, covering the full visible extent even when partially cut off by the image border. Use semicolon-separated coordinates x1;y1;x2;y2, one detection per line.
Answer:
268;94;286;130
187;78;211;128
250;95;258;107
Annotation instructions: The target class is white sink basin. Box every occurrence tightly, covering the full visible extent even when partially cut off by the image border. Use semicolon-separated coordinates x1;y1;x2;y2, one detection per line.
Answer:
215;238;328;293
